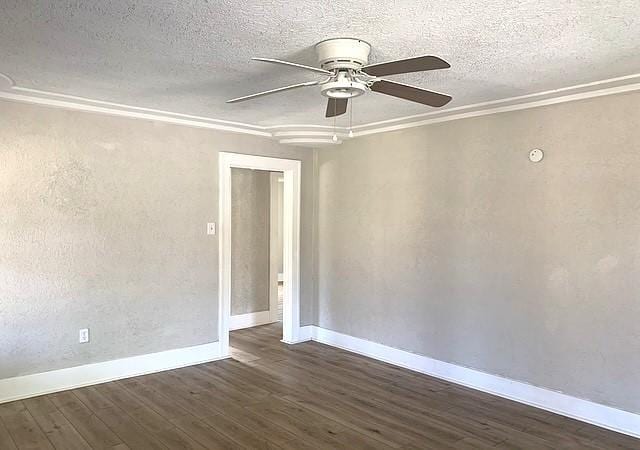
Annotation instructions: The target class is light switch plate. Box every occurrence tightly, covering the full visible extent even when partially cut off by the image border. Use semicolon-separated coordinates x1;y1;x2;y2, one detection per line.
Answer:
207;222;216;235
79;328;90;344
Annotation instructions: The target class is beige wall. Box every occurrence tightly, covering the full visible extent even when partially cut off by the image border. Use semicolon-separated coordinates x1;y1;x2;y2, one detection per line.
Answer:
0;100;315;379
316;92;640;414
231;168;270;315
4;90;639;416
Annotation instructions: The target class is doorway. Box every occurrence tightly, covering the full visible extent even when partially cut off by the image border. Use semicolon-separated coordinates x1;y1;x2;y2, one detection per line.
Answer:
269;172;285;323
218;153;302;357
227;168;282;330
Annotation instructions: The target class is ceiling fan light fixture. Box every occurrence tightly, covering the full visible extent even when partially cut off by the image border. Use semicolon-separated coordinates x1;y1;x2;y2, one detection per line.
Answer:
320;73;367;99
227;37;453;119
327;89;350;98
322;83;367;99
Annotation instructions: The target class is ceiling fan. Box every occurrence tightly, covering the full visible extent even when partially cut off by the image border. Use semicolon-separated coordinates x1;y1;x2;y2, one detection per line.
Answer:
227;38;452;118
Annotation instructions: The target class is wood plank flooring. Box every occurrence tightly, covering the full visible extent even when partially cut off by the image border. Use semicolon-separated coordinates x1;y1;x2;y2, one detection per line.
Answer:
1;323;638;449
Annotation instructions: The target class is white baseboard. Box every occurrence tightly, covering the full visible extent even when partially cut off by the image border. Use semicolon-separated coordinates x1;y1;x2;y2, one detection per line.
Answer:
229;310;273;331
280;325;313;344
297;325;314;342
5;325;637;439
307;326;640;439
0;341;226;405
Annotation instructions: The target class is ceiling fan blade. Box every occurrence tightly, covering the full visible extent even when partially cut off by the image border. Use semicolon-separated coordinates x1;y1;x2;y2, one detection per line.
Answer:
252;57;332;75
362;55;450;77
325;98;348;118
227;80;319;103
370;79;452;107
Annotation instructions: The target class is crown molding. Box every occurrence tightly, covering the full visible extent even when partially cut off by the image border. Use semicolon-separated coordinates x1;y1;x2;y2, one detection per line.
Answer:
1;72;639;147
272;129;350;146
350;73;640;137
0;81;271;137
0;72;15;90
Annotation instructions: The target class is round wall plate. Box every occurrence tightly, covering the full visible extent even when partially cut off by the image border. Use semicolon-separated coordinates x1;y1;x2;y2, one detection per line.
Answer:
529;148;544;162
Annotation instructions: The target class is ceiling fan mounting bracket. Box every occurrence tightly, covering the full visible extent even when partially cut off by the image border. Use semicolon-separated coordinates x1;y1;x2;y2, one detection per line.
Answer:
315;38;371;71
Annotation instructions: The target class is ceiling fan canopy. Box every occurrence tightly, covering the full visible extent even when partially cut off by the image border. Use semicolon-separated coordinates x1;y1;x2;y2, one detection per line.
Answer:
227;38;452;119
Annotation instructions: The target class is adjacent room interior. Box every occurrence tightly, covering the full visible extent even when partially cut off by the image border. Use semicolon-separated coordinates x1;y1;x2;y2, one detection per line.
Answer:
1;1;639;448
229;168;284;334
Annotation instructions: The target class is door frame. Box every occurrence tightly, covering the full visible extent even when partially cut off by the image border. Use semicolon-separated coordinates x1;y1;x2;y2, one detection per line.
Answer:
268;172;284;323
218;152;302;356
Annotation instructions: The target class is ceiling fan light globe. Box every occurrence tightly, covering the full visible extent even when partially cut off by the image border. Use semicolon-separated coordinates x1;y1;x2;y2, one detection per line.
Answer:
326;88;354;99
321;79;367;99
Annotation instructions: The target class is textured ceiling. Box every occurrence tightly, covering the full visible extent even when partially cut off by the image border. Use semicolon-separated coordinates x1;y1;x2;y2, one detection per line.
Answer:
1;1;639;127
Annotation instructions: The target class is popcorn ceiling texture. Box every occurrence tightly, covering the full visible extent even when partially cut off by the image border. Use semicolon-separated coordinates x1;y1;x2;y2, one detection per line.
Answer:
0;0;638;127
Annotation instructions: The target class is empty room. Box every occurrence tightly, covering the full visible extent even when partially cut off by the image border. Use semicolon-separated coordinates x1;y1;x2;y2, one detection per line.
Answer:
1;1;639;449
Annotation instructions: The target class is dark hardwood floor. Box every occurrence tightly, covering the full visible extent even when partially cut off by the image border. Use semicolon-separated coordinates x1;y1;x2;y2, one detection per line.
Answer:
1;323;638;449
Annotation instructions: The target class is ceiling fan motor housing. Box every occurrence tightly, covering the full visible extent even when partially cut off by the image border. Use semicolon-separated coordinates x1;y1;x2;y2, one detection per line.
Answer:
316;38;371;99
315;37;371;70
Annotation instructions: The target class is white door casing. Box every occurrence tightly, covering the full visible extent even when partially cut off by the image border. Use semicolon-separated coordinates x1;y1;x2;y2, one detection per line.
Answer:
218;152;302;356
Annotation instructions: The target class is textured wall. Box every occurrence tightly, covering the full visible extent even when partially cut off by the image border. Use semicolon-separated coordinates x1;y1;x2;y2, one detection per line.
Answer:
231;168;270;315
0;100;315;379
317;92;640;414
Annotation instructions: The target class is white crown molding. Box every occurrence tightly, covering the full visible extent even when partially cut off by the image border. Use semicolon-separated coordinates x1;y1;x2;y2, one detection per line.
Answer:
1;82;271;137
351;73;640;137
279;138;342;146
1;72;639;146
0;72;15;89
274;131;347;146
304;326;640;439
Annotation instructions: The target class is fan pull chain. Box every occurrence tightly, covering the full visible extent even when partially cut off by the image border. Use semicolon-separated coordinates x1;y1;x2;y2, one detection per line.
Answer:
332;100;338;142
348;99;354;138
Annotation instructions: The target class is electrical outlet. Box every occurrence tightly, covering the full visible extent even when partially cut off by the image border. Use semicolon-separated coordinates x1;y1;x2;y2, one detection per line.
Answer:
79;328;90;344
207;222;216;235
